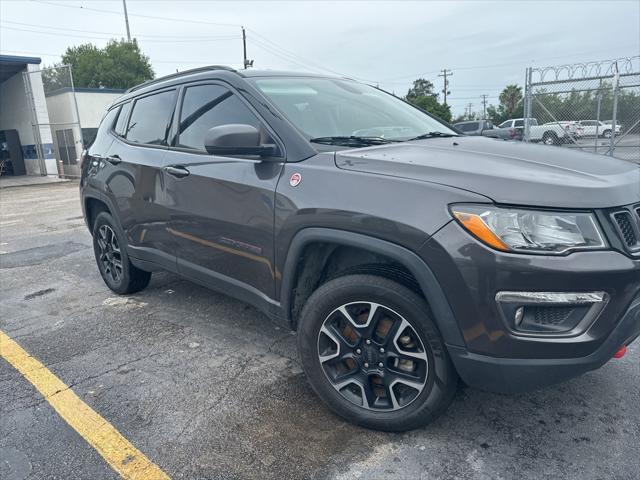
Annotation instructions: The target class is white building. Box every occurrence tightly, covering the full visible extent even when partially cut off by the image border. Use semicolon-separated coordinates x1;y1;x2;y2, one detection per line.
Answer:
46;87;124;177
0;54;124;179
0;54;57;176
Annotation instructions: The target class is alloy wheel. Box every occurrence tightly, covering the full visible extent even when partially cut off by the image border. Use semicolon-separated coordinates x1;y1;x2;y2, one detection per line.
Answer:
317;301;429;411
97;225;123;283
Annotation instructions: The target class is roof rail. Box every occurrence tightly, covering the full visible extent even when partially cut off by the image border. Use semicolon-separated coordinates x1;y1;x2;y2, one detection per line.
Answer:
125;65;236;93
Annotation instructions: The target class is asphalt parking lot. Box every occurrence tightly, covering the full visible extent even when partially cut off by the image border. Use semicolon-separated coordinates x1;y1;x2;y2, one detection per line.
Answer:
1;182;639;480
558;133;640;163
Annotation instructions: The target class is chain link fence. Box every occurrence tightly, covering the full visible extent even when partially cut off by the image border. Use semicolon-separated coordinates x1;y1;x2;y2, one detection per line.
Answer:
23;64;83;178
523;56;640;164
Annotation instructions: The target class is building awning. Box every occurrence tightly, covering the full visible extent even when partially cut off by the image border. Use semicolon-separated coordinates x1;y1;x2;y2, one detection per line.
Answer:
0;54;42;84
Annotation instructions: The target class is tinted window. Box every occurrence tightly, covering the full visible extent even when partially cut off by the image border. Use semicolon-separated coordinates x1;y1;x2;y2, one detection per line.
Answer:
114;102;132;136
176;84;261;151
514;120;524;127
498;121;510;128
97;107;120;138
126;90;176;145
81;128;98;147
455;123;475;132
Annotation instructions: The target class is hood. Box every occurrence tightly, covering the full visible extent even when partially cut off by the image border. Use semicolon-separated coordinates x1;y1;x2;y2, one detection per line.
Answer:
335;136;640;208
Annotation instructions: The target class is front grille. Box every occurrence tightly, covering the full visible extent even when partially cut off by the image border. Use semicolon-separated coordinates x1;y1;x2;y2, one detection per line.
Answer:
614;211;637;247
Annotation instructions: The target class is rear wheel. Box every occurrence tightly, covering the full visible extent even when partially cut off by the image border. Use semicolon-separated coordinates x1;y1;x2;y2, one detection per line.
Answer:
297;274;458;431
542;131;559;145
92;212;151;294
602;129;612;138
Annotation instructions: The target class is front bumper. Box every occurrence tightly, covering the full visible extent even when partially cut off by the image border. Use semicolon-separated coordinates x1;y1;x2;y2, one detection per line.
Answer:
420;220;640;392
448;295;640;393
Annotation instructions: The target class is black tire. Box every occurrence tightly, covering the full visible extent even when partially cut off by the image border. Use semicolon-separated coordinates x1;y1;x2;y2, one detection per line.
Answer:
602;129;612;139
297;274;458;432
542;131;559;145
92;211;151;294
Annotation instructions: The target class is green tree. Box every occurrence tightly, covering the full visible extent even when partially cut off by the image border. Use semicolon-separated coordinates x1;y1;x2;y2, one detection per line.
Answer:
405;78;452;122
499;84;523;118
410;95;452;122
406;78;437;101
45;40;154;90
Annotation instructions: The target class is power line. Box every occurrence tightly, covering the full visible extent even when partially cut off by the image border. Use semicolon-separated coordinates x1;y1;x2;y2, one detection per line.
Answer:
0;24;240;43
26;0;372;81
0;49;238;65
31;0;241;28
0;19;241;39
379;47;640;82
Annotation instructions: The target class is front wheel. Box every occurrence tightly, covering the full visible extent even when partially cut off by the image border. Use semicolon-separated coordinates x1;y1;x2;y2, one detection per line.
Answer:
92;212;151;294
297;274;458;432
602;129;612;138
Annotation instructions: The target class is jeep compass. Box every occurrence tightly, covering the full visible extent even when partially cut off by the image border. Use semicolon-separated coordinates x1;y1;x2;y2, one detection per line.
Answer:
81;66;640;431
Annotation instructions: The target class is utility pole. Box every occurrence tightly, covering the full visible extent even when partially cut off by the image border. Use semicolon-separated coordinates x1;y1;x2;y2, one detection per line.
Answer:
122;0;131;41
480;94;488;119
467;103;473;120
438;69;453;105
242;27;253;69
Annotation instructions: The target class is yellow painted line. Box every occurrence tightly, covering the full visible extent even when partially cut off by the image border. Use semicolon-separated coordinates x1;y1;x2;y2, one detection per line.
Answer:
0;330;170;480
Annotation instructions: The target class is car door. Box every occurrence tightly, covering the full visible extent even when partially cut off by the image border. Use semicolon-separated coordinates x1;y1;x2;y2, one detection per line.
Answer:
580;121;596;136
163;82;285;302
104;89;178;268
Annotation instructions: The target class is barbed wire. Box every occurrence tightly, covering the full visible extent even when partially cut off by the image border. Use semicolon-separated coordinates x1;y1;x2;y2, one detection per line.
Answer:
530;56;640;84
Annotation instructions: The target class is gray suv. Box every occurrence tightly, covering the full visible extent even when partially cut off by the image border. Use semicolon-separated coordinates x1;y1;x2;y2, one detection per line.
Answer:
81;66;640;432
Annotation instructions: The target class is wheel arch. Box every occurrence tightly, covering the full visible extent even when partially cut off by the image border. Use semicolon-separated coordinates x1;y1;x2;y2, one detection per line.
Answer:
84;195;112;233
279;228;465;347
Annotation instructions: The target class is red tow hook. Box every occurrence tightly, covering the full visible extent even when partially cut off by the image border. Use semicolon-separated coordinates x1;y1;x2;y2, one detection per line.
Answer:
613;346;627;359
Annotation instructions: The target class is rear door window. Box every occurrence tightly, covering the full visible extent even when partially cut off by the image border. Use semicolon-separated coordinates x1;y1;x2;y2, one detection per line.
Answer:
514;120;524;128
126;90;177;145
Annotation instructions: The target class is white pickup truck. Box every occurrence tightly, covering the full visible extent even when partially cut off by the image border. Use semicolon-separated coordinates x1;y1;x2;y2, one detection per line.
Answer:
499;118;570;144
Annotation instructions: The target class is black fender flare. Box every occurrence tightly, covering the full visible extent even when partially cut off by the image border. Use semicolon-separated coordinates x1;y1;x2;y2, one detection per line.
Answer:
279;228;465;347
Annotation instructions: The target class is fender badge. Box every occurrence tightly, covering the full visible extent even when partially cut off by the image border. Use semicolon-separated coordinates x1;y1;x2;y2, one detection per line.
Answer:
289;172;302;187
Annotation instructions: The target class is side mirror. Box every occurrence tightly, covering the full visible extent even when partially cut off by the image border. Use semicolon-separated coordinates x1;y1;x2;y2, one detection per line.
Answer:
204;124;276;157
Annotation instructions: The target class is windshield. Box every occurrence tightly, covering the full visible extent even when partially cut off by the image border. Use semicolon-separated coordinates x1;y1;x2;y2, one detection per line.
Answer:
250;77;456;142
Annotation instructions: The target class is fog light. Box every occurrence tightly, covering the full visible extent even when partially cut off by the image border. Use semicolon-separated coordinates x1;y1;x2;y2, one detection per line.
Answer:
514;307;524;327
495;291;608;336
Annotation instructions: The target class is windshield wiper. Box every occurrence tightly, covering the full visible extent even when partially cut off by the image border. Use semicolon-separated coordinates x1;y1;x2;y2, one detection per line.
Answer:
408;131;459;141
310;136;397;146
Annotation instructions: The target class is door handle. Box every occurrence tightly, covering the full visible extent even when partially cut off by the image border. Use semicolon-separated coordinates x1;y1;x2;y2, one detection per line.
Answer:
106;154;122;165
164;165;190;178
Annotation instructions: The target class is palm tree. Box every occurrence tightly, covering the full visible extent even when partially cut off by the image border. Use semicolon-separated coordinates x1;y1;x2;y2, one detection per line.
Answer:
499;85;523;117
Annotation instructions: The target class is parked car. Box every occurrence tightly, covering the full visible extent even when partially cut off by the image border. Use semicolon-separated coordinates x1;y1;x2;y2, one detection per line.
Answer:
605;120;624;134
543;121;583;139
453;120;516;140
578;120;621;138
81;67;640;432
500;118;569;144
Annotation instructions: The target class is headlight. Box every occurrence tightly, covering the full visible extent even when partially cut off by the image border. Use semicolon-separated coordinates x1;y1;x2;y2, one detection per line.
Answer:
450;204;607;254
